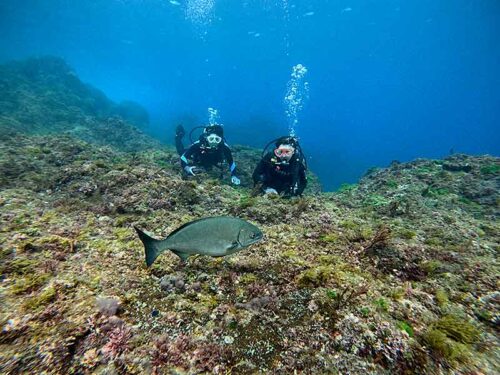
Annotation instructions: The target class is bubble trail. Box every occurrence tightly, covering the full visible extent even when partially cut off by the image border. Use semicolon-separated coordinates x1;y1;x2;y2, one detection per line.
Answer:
281;0;291;55
284;64;309;137
208;107;219;125
186;0;215;31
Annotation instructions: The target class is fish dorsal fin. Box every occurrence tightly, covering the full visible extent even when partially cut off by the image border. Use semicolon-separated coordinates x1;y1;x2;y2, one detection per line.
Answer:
171;249;190;262
166;217;214;238
166;216;236;238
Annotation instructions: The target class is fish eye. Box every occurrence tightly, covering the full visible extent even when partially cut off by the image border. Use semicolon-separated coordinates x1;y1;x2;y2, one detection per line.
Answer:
250;233;256;238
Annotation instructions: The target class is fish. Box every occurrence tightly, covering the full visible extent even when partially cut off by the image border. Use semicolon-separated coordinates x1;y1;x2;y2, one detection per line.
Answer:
303;12;315;17
135;216;263;266
341;7;352;13
169;1;180;6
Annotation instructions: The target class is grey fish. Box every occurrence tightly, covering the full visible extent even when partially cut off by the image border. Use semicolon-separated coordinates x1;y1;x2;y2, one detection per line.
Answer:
135;216;263;267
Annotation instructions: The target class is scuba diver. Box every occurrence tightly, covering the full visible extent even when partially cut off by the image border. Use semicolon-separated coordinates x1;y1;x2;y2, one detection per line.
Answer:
175;124;240;185
252;136;307;197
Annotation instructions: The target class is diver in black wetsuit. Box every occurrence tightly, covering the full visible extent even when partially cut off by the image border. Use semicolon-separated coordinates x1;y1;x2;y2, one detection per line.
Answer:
253;136;307;197
175;124;240;185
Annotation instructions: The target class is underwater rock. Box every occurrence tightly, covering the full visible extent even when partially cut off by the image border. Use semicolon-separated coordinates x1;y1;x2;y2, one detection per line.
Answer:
0;69;497;373
96;297;120;316
160;275;186;293
0;57;158;152
235;296;274;311
442;162;472;173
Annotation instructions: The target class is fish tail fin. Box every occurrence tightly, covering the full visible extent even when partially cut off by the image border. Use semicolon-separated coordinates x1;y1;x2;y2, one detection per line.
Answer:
134;226;162;267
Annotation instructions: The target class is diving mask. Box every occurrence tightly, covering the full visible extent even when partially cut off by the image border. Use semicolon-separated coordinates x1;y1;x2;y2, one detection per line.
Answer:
274;145;295;160
206;133;222;147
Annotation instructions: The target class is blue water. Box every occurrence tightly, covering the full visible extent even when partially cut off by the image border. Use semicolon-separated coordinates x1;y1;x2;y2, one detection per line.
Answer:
1;0;499;190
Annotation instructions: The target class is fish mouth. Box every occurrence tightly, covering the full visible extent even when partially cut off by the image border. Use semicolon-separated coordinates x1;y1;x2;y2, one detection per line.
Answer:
242;235;263;247
252;232;264;243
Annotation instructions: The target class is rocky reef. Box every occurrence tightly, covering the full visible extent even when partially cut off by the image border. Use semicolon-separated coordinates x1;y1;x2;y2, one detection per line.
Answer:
0;56;155;151
0;58;499;374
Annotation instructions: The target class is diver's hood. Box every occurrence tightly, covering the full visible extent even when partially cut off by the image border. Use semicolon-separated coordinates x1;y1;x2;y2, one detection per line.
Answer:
274;136;298;148
204;124;224;137
189;124;225;144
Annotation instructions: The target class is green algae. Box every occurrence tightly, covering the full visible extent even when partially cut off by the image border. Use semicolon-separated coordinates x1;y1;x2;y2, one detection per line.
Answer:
11;273;51;294
424;236;444;247
2;257;38;275
373;297;389;312
415;165;437;175
421;260;443;275
363;194;390;207
319;233;339;243
434;314;480;344
385;179;398;189
435;288;449;307
0;247;13;262
22;285;57;311
236;195;257;209
422;186;450;198
480;164;500;175
397;321;414;337
113;227;134;242
296;266;332;287
38;235;74;252
318;254;342;265
390;287;406;301
397;228;417;240
337;183;357;193
325;289;338;299
424;329;469;362
423;314;481;364
238;273;257;285
359;307;371;317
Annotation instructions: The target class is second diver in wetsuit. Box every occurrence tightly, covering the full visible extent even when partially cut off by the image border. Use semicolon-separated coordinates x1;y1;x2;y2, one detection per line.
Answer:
175;124;240;185
252;136;307;197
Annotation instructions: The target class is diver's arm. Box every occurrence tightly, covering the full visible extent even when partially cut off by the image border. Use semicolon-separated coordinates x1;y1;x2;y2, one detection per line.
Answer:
223;144;240;185
296;165;307;195
175;124;186;155
180;143;199;173
289;159;302;195
252;158;267;185
223;144;237;176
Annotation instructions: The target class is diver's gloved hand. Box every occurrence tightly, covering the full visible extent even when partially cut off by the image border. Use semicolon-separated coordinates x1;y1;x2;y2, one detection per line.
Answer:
231;175;241;185
264;187;278;195
184;165;197;176
175;124;185;138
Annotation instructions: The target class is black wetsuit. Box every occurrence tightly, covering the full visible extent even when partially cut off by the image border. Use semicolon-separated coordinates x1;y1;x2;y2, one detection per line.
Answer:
177;137;237;176
253;151;307;196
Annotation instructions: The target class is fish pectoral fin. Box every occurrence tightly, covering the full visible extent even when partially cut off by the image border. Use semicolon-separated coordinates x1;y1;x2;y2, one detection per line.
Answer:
227;241;239;251
171;250;190;262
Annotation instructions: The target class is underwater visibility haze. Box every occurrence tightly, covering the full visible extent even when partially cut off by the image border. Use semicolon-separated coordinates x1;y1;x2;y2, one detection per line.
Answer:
0;1;499;374
1;0;499;189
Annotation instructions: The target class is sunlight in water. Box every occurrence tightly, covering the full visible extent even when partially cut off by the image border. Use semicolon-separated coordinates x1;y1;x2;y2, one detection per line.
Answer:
284;64;309;137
